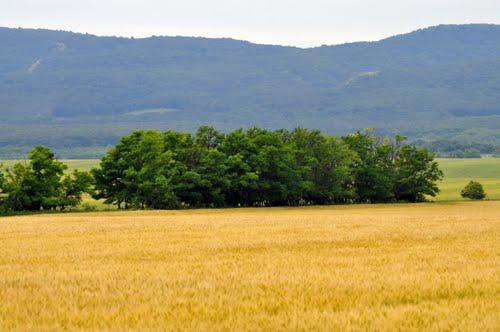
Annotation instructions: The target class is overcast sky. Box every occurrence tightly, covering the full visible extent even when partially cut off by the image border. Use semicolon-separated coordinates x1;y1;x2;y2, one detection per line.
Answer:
2;0;500;47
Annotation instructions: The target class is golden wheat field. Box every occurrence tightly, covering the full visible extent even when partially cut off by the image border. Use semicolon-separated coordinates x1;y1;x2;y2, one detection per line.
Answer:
1;202;499;330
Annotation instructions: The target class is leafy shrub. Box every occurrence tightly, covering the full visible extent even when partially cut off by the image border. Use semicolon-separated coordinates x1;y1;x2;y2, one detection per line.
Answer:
461;181;486;200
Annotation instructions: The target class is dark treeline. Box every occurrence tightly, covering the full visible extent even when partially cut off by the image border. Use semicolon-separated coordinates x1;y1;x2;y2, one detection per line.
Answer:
415;139;500;158
92;127;443;209
0;127;444;214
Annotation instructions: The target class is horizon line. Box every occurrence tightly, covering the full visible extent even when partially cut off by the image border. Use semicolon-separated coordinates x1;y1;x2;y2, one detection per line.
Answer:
1;23;498;49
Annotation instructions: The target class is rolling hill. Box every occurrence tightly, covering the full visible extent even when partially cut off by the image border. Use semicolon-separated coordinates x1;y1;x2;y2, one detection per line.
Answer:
1;24;499;158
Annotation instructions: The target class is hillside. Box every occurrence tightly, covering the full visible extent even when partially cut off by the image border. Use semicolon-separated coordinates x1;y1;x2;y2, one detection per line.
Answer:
1;24;499;157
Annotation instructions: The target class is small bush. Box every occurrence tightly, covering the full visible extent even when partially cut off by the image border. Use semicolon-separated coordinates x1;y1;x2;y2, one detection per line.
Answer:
461;181;486;200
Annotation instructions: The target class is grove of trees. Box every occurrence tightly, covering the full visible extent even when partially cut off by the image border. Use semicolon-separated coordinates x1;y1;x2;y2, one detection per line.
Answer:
0;146;93;213
90;127;443;209
0;127;444;214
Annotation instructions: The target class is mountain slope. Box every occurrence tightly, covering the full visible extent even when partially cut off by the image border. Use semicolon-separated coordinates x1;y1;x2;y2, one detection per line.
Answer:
0;24;499;157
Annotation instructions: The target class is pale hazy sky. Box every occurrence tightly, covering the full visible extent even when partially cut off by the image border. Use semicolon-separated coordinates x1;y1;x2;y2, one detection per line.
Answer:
2;0;500;47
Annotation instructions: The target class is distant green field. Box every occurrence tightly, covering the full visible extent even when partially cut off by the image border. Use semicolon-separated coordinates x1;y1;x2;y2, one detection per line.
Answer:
435;158;500;201
2;158;499;203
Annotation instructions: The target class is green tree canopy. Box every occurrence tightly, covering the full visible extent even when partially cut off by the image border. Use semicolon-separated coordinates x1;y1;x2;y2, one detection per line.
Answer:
461;181;486;200
0;127;446;214
91;127;443;209
393;145;444;202
0;146;92;212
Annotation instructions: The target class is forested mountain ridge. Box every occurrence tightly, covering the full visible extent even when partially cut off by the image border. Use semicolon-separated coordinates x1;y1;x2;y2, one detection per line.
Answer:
0;24;499;158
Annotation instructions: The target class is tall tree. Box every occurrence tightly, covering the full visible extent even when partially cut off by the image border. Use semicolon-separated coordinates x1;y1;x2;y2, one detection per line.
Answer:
343;130;394;203
220;129;259;206
393;145;443;202
93;130;180;209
